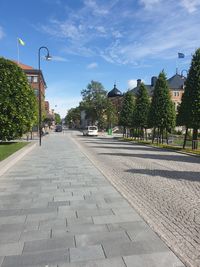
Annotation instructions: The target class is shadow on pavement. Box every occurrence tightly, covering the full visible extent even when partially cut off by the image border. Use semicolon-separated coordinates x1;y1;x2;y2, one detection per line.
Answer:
98;152;200;164
125;168;200;182
90;145;160;152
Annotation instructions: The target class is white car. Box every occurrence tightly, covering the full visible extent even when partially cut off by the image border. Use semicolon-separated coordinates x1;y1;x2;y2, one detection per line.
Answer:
83;126;98;136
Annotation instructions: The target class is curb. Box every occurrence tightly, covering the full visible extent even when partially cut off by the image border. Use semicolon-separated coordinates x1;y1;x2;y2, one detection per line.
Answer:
0;142;37;177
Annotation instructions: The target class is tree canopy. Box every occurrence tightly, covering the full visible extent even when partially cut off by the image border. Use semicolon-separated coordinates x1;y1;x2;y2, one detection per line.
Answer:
80;80;107;128
0;58;37;141
178;48;200;145
148;71;176;141
65;107;81;128
54;113;62;125
134;83;150;129
119;91;135;128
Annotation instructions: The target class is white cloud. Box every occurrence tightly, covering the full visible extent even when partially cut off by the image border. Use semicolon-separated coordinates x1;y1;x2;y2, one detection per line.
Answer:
0;26;5;39
180;0;200;13
84;0;109;15
112;30;123;38
128;79;138;89
40;0;200;66
51;56;68;62
96;26;106;34
87;62;98;69
139;0;161;8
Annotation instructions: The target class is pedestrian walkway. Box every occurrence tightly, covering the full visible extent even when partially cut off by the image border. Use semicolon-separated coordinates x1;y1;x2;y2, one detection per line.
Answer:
0;133;184;267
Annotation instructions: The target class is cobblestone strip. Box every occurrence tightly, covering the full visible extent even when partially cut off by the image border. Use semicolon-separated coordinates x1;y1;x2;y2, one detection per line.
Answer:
70;133;200;267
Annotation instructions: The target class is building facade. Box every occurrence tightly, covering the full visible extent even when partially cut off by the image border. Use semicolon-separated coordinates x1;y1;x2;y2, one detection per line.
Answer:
129;73;186;111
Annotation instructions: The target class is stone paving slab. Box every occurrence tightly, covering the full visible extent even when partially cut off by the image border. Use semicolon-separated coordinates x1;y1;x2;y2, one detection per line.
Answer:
0;215;26;225
76;208;113;217
0;133;185;267
0;231;21;245
19;229;50;242
54;257;126;267
75;230;130;247
23;236;75;254
1;249;69;267
0;242;24;257
103;239;169;258
69;244;105;262
92;213;142;224
123;252;185;267
0;221;39;232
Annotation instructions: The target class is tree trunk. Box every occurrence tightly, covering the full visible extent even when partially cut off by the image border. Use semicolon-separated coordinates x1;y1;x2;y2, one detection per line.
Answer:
183;127;188;149
166;130;169;145
192;128;198;150
152;127;155;143
157;128;160;144
145;128;147;141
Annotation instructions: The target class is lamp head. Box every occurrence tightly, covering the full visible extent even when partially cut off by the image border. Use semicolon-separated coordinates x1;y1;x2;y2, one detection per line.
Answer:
45;53;52;61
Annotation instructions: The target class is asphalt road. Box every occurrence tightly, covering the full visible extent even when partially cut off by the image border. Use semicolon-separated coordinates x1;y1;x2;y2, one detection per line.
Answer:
70;131;200;267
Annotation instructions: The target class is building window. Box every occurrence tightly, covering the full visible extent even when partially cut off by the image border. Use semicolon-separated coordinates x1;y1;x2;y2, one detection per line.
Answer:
34;89;39;97
27;76;32;83
174;91;179;97
33;76;38;83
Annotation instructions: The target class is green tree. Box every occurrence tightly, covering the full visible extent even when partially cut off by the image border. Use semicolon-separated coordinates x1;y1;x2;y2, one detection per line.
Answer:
0;58;37;141
65;107;81;128
80;80;107;128
177;92;191;148
54;113;61;125
105;99;118;129
148;71;176;143
134;83;150;139
178;48;200;149
119;91;135;137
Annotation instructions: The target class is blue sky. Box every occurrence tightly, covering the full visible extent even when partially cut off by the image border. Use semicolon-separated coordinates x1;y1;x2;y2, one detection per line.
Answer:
0;0;200;117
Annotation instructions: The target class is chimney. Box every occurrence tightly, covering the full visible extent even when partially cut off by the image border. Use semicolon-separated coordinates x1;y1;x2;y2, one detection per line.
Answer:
137;79;141;87
151;76;157;87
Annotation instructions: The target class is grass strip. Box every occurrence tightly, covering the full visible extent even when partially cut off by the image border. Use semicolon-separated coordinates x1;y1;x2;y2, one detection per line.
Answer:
0;142;29;161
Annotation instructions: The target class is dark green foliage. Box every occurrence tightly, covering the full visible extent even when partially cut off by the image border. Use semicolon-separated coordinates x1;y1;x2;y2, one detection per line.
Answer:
177;48;200;148
65;107;81;127
176;92;190;127
0;58;37;141
148;71;176;142
54;113;62;125
80;80;107;128
134;83;150;129
185;49;200;130
119;91;135;128
105;98;118;128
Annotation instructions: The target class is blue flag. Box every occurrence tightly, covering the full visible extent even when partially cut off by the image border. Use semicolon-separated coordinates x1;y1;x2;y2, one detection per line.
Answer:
178;52;185;58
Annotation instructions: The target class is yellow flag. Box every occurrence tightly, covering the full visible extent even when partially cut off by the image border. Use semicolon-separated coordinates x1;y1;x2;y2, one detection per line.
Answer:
18;38;25;46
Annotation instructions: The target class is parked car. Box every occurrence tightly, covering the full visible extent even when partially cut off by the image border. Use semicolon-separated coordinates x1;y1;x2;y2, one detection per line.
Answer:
82;126;98;136
55;125;62;132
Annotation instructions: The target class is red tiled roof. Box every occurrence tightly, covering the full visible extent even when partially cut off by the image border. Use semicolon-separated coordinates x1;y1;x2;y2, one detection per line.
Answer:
12;60;34;70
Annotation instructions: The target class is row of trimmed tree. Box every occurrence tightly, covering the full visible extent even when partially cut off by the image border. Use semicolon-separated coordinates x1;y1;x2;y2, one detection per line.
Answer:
119;71;176;144
119;48;200;149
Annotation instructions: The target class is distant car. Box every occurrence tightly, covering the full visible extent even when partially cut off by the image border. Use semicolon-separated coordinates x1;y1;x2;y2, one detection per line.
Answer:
55;125;62;132
83;126;98;136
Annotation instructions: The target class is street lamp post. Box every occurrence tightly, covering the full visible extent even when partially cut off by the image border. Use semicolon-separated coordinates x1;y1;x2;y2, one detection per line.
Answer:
181;69;188;78
38;46;51;146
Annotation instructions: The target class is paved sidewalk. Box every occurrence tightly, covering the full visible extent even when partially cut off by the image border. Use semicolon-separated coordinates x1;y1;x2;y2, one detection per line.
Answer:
0;133;184;267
